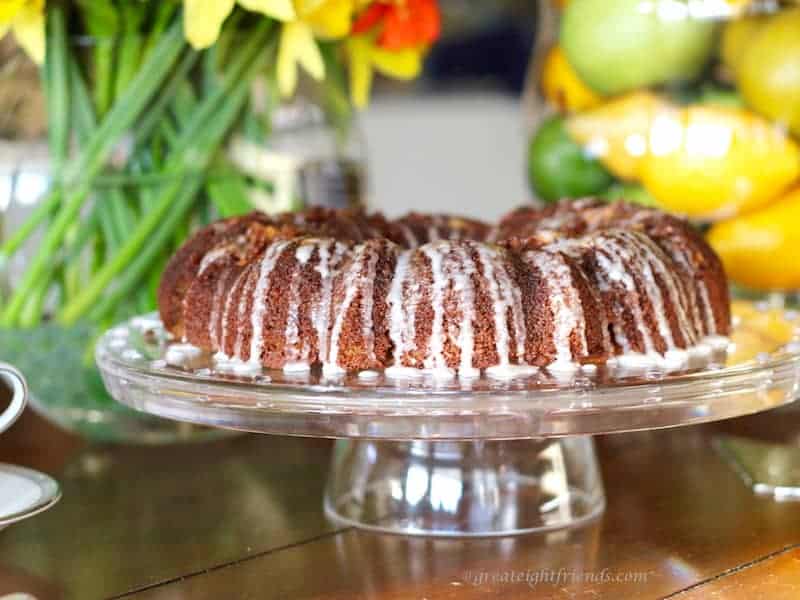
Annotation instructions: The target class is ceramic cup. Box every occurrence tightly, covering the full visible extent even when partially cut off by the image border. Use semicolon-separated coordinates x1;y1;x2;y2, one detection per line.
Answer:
0;363;27;435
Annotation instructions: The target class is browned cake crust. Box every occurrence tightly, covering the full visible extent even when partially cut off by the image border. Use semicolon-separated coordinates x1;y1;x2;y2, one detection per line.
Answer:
158;200;732;373
158;213;272;338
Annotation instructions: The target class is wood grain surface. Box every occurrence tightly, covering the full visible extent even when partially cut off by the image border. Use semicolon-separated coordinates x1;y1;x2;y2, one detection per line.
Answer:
1;405;800;599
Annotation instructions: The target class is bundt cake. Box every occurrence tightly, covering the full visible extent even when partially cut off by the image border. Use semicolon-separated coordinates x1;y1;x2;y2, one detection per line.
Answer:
159;200;731;377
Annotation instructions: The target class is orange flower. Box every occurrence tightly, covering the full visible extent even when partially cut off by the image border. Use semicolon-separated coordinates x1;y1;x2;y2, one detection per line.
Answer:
352;0;440;50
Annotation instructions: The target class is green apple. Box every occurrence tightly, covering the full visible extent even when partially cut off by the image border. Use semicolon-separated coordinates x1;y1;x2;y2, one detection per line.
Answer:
561;0;717;95
528;116;613;203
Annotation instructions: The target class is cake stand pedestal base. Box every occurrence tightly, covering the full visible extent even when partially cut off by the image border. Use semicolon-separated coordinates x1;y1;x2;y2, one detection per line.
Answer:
324;436;605;537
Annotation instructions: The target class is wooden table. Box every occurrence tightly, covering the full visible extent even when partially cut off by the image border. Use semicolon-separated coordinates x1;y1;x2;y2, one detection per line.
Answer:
1;404;800;600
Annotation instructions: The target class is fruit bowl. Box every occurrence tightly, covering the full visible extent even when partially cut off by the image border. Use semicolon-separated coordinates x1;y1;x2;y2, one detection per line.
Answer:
524;0;800;294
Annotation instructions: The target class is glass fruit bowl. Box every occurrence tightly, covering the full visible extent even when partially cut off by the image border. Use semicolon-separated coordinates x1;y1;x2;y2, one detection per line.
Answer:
523;0;800;295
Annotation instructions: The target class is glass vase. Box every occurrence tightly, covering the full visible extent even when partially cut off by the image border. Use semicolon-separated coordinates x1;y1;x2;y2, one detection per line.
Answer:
0;32;365;443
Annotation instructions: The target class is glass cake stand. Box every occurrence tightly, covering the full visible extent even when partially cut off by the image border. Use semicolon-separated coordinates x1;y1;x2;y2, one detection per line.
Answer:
96;302;800;537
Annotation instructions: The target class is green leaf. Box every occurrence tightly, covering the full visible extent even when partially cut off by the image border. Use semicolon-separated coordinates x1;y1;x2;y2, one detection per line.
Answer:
45;4;71;176
207;174;254;218
75;0;119;37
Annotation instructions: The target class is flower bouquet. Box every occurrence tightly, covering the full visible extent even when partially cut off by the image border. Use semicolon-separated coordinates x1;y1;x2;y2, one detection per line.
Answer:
0;0;441;441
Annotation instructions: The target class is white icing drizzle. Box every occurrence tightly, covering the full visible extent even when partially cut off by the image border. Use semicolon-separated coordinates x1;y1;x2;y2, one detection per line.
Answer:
527;250;586;363
283;253;305;363
384;365;425;379
213;352;262;375
623;231;699;348
452;244;477;374
475;244;526;367
327;243;380;368
311;240;347;363
219;268;249;354
322;362;346;377
385;241;533;374
283;361;311;372
283;239;329;363
659;241;707;335
694;276;718;335
198;245;231;275
165;343;202;366
421;244;448;370
397;224;419;248
387;249;414;366
581;234;654;353
704;335;730;351
485;364;538;379
501;251;529;364
359;250;379;363
295;243;314;265
209;268;233;349
248;240;292;364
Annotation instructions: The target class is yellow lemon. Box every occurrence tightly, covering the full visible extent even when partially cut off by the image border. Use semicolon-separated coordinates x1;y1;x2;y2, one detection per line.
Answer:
708;187;800;290
727;299;796;363
565;91;670;180
639;105;800;219
730;300;796;345
540;45;603;113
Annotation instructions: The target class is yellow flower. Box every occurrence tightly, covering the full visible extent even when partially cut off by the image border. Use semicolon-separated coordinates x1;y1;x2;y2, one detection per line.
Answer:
183;0;296;49
347;34;422;108
0;0;46;64
184;0;355;98
276;0;355;97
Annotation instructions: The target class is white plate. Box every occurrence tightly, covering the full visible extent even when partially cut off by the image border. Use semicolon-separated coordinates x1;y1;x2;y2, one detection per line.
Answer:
0;464;60;530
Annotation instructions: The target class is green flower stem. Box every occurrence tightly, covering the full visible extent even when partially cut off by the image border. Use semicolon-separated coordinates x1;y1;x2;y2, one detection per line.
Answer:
115;35;144;105
93;39;115;117
60;21;185;190
19;269;52;328
76;0;119;116
90;233;105;275
0;21;186;327
71;50;125;285
143;2;179;59
62;208;99;267
0;192;60;265
173;80;199;129
114;4;147;102
59;26;274;325
77;84;254;324
96;200;122;251
63;224;82;302
45;4;71;176
0;47;87;275
2;5;72;286
167;22;274;164
132;50;200;151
